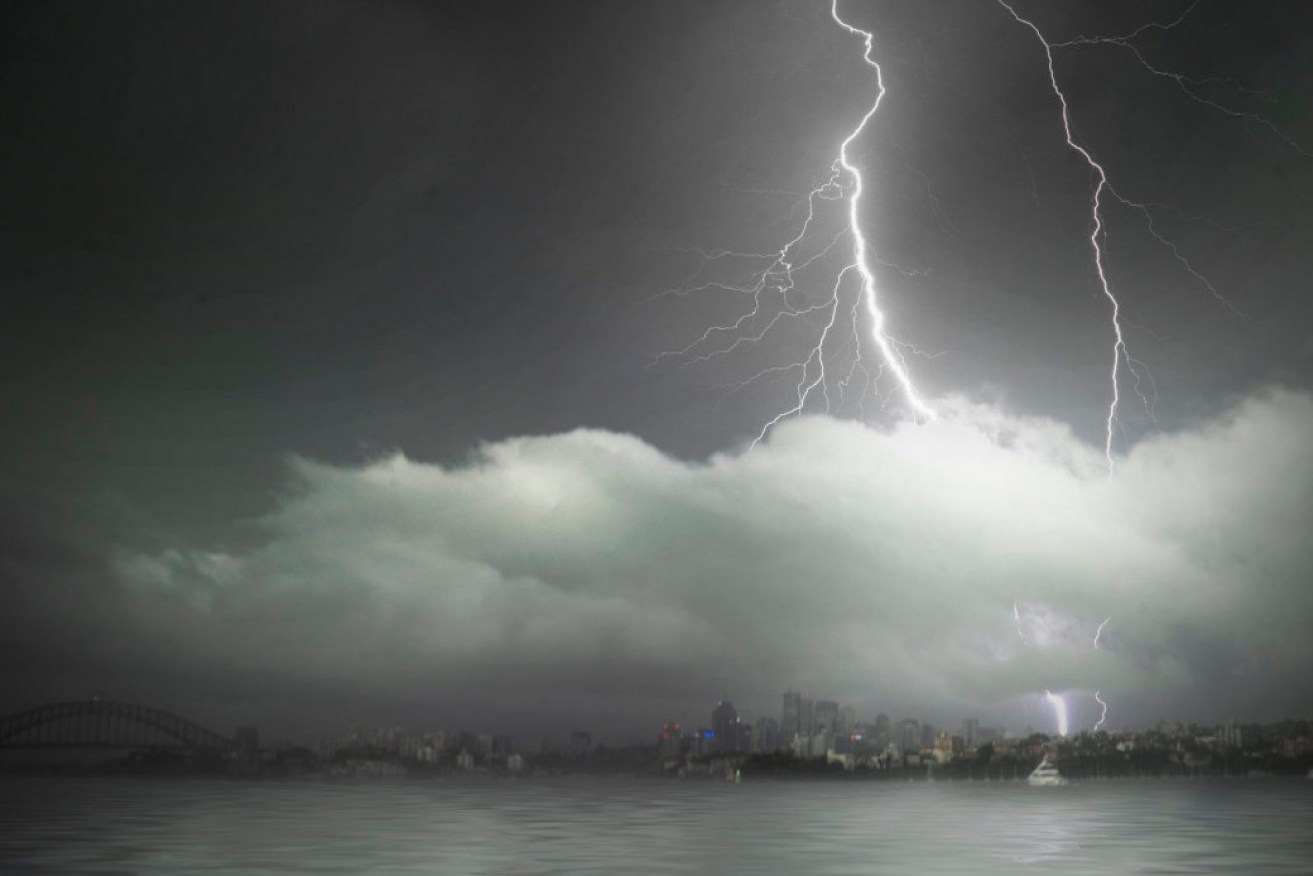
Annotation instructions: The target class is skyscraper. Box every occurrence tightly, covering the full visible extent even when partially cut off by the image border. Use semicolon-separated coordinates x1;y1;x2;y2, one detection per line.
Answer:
813;700;839;738
752;717;780;753
839;706;857;737
781;690;801;740
712;698;744;753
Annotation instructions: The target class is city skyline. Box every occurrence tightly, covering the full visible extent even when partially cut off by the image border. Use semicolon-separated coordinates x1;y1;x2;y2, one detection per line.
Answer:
3;1;1312;743
0;686;1289;757
0;685;1289;756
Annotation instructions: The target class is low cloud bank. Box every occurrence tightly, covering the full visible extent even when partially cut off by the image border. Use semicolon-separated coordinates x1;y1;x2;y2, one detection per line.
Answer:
112;388;1313;731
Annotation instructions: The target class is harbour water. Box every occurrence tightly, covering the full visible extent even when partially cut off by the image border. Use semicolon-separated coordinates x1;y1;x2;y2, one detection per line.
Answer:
3;776;1311;874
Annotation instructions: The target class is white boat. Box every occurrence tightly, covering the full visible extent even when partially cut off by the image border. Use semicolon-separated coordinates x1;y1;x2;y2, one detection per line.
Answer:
1028;756;1068;786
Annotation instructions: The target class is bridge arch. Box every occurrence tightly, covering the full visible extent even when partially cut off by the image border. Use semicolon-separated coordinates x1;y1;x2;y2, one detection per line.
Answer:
0;700;232;750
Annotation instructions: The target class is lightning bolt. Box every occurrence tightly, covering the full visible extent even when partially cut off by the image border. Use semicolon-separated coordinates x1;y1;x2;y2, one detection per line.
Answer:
1045;689;1069;738
662;3;1278;734
829;2;935;425
999;0;1303;470
656;1;934;446
1093;616;1111;650
1090;618;1112;731
996;2;1132;473
994;0;1295;730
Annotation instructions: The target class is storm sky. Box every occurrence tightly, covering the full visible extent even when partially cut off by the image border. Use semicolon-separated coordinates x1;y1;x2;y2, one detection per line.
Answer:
3;0;1312;742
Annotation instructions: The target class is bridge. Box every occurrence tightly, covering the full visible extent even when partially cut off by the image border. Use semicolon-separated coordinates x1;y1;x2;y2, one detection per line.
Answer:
0;699;233;751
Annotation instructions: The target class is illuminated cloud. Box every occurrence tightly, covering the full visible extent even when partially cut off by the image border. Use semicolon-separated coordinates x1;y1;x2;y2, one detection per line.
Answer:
108;388;1313;731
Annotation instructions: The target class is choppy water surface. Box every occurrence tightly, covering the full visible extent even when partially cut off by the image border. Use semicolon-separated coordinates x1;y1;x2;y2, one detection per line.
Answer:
2;776;1311;874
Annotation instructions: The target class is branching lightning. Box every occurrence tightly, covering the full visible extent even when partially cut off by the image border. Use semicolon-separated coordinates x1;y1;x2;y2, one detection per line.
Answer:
655;0;934;447
993;0;1311;731
830;1;936;424
656;2;1297;735
661;2;1280;461
998;0;1303;470
995;2;1132;473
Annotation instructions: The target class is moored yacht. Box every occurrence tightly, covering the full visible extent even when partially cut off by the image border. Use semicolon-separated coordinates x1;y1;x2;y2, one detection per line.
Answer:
1027;755;1068;786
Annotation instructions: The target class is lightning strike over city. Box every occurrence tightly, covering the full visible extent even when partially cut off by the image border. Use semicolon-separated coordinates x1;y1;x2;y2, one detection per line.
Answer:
4;2;1313;862
649;0;1311;747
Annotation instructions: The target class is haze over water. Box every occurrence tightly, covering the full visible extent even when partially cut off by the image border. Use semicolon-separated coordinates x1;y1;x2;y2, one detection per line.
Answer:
4;777;1312;874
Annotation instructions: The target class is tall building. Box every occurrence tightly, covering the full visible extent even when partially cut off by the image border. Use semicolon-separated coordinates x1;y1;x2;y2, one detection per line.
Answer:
961;718;980;747
752;717;780;753
712;698;747;752
813;700;840;737
781;690;801;739
799;698;815;738
839;706;857;737
569;730;592;760
874;713;891;747
896;718;921;753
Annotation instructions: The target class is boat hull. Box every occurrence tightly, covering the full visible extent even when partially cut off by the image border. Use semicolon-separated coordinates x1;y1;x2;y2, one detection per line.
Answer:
1028;757;1068;786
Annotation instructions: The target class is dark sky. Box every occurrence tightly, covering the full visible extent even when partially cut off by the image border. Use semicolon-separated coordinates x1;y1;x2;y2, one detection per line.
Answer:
2;0;1311;743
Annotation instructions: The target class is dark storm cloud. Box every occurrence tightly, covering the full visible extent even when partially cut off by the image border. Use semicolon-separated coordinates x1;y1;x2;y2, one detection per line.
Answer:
2;1;1312;736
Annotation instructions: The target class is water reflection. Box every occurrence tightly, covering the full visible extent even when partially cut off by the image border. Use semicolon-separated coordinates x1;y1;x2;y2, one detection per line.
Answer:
2;777;1311;874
